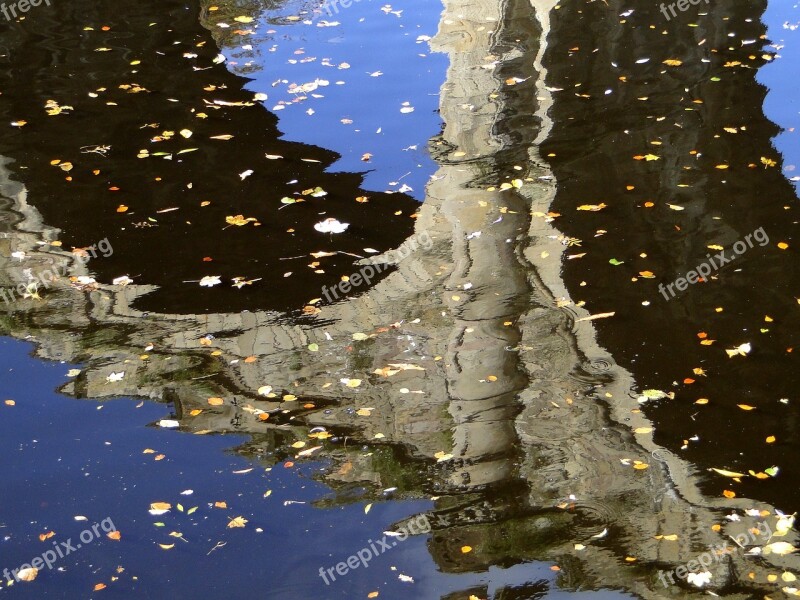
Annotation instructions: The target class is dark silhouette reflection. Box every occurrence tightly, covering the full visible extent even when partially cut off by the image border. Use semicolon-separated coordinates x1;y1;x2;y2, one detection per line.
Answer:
1;0;800;597
539;0;800;513
0;0;417;314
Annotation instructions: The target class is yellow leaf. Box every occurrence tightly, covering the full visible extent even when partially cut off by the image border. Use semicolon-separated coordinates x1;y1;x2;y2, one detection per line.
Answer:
710;468;747;478
767;436;776;444
150;502;171;511
737;404;756;411
634;427;653;434
723;490;736;498
461;545;473;553
207;397;224;406
227;516;248;528
225;215;257;226
663;59;683;66
158;544;175;550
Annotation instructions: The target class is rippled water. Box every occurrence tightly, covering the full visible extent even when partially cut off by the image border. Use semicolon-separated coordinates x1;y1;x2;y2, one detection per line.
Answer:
1;0;800;598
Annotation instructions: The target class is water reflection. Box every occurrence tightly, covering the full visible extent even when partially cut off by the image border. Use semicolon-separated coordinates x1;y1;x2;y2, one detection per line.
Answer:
2;0;800;597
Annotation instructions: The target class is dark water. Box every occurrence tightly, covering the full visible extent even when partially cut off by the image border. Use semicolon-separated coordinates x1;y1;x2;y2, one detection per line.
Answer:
1;0;800;598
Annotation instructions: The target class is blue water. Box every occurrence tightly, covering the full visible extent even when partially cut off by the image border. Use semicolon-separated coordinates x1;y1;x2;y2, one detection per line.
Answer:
761;1;800;195
221;0;447;199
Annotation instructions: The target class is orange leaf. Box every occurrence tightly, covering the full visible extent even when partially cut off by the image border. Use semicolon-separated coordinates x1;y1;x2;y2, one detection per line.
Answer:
94;583;107;591
107;531;122;541
723;490;736;499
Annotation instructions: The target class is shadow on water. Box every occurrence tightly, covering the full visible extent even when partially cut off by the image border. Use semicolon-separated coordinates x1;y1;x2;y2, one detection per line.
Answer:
1;0;800;598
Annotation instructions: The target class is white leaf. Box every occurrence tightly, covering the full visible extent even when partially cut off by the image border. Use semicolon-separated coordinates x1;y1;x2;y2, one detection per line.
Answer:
726;343;752;358
112;275;134;286
687;571;712;587
314;218;349;234
764;542;797;556
199;275;222;287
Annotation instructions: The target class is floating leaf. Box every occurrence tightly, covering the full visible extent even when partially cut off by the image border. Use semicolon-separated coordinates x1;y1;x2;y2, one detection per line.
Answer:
17;568;38;582
726;343;752;358
227;516;248;528
710;468;747;478
764;542;797;556
314;218;349;234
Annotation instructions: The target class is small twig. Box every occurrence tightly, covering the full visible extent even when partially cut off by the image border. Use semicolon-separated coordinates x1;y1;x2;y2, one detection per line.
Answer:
207;541;227;556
